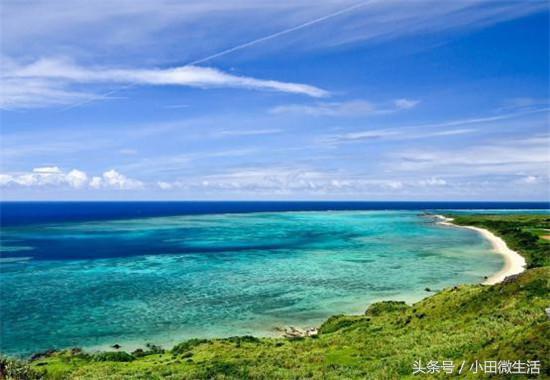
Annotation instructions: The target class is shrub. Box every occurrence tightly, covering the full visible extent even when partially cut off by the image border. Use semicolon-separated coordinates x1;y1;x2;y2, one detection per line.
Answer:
172;339;208;355
130;343;165;357
366;301;410;316
92;351;135;362
319;315;359;334
0;356;42;380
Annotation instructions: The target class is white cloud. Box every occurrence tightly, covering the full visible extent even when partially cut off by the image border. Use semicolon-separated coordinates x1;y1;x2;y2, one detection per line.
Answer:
154;167;412;194
394;98;419;110
212;128;282;137
32;166;62;174
1;166;82;188
391;134;550;177
65;169;88;188
396;108;549;130
2;1;544;62
0;77;100;109
322;127;474;145
270;98;419;117
383;180;403;190
99;169;144;190
157;181;174;190
1;58;328;109
418;177;447;187
89;176;103;189
2;1;544;111
271;100;376;116
319;109;549;146
0;174;13;186
519;175;539;184
163;104;190;109
330;129;400;141
0;167;142;190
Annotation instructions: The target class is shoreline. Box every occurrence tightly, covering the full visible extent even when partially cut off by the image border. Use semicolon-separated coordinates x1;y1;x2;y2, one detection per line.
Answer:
434;215;526;284
4;213;531;358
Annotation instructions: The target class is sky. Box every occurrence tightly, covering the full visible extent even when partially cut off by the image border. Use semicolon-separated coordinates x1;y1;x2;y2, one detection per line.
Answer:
0;0;549;201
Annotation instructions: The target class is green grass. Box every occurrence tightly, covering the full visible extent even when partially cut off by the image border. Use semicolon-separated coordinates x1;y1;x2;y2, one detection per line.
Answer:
450;214;550;268
2;214;549;379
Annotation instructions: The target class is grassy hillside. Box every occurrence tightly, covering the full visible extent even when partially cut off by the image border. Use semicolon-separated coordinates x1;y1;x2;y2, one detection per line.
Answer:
2;214;549;379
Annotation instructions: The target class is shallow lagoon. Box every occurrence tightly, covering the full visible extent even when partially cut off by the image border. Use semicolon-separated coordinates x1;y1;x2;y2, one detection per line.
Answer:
0;211;502;355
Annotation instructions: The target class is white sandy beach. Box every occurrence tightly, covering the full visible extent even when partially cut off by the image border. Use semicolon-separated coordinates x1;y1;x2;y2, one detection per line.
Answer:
435;215;526;285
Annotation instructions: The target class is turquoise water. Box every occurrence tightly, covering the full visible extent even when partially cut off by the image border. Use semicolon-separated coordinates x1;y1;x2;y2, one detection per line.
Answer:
1;211;503;356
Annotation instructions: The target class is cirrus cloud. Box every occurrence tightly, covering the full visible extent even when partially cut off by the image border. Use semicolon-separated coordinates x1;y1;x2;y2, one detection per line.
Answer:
1;57;328;109
270;98;419;117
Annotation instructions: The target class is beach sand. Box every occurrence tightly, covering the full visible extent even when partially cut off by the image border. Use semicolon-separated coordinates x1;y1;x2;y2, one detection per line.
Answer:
435;215;526;285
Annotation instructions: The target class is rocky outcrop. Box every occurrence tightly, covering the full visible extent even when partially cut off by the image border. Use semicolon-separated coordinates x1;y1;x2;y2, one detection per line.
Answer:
281;326;318;338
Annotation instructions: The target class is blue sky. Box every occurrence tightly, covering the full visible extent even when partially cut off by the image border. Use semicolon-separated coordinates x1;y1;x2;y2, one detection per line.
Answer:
1;0;549;200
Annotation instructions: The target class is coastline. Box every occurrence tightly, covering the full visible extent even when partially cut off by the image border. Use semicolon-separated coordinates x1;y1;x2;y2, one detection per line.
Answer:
11;213;549;379
435;215;526;284
2;212;534;358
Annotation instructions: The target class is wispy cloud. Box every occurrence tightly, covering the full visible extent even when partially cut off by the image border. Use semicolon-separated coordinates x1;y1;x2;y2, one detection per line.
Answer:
162;104;190;109
0;77;101;109
0;164;452;195
518;175;541;185
1;58;328;109
394;99;419;110
392;134;550;175
2;1;544;62
321;127;474;145
2;1;544;110
152;166;455;195
320;108;549;145
210;129;282;137
270;98;419;116
116;148;259;175
186;1;371;65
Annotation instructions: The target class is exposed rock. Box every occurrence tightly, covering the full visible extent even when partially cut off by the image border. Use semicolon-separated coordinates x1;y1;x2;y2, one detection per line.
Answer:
545;307;550;320
305;327;319;337
283;326;304;338
112;344;121;350
282;326;318;338
424;287;431;292
30;349;56;361
502;274;521;284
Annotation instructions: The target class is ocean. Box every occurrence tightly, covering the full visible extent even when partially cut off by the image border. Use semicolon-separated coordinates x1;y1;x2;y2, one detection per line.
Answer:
1;201;548;356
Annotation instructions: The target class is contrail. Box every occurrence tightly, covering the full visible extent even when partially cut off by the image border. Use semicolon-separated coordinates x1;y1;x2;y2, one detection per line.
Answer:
188;1;370;65
59;85;134;111
59;1;368;111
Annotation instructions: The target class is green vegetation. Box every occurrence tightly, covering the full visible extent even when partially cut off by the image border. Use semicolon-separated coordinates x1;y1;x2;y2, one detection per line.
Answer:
91;352;135;363
2;214;549;379
451;214;550;268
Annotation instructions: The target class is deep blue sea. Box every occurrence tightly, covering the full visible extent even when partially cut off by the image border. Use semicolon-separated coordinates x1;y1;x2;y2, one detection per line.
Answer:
2;201;549;227
1;202;548;356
